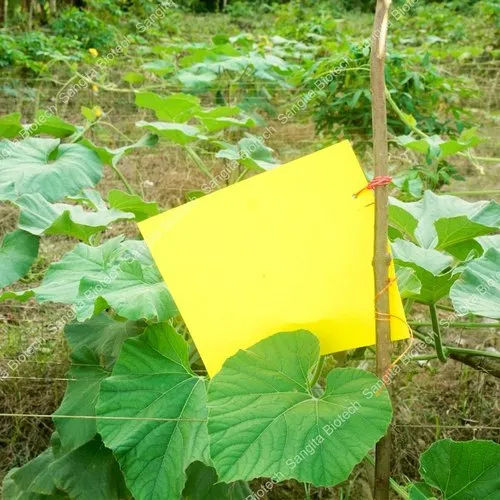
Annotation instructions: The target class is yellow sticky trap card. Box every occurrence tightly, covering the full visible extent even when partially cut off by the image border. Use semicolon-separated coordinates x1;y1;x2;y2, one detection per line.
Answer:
139;140;408;376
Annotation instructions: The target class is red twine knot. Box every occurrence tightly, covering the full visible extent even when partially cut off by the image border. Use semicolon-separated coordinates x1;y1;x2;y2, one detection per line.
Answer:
353;175;392;198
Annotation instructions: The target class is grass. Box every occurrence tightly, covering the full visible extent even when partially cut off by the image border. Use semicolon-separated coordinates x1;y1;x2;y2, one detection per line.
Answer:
0;1;499;497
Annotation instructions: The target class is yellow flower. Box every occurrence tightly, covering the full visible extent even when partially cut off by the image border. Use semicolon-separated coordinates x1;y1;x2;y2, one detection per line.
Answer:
94;106;103;118
92;84;99;93
88;48;99;57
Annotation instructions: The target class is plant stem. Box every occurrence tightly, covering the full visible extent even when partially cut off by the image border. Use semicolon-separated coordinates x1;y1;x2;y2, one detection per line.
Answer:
184;145;218;183
412;329;500;377
403;298;414;315
308;356;325;388
385;88;499;164
434;303;455;312
371;1;393;499
110;163;135;195
429;304;447;362
409;321;500;329
303;482;311;500
412;330;500;359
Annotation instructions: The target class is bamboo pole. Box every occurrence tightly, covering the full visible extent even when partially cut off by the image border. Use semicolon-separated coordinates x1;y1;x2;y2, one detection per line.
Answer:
3;0;8;27
370;1;393;499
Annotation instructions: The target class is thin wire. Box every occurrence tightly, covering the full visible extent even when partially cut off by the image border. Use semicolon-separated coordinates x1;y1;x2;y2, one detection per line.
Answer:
1;376;76;381
0;413;497;429
0;413;206;422
393;424;500;430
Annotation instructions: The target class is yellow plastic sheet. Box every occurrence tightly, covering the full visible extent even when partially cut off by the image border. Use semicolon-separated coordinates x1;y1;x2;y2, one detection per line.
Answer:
139;140;408;376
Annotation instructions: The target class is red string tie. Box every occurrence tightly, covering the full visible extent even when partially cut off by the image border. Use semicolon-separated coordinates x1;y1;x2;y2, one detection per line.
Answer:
354;175;392;198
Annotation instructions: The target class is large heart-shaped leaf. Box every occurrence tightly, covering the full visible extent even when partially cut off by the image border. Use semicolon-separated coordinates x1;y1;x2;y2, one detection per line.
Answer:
392;239;458;304
418;439;500;499
208;330;392;486
53;348;109;452
0;229;39;288
0;138;103;202
97;324;210;500
34;236;176;322
16;191;134;243
450;248;500;318
389;191;499;251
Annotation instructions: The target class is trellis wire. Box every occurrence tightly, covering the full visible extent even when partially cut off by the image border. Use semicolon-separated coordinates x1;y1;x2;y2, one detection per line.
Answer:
0;413;498;430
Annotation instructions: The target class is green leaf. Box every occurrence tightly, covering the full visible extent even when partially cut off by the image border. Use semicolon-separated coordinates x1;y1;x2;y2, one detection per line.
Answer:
16;191;134;243
389;191;499;250
419;439;500;499
392;239;458;304
182;462;252;500
0;138;103;202
397;133;476;160
438;128;481;158
142;60;175;76
34;236;176;322
108;189;160;222
443;239;484;261
408;482;437;500
64;314;145;369
50;437;130;500
78;133;158;167
176;71;217;92
81;106;98;123
0;229;39;288
477;234;500;252
2;447;63;499
435;214;499;250
0;112;24;138
123;72;145;84
34;236;125;306
30;112;78;138
216;135;278;171
136;120;204;145
0;289;35;303
450;248;500;318
135;92;201;122
389;199;419;242
208;330;392;486
396;266;422;298
76;260;177;322
53;348;109;452
196;107;255;132
97;324;209;500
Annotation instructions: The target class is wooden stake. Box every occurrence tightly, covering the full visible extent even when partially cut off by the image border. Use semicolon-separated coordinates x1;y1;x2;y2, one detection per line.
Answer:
370;1;392;499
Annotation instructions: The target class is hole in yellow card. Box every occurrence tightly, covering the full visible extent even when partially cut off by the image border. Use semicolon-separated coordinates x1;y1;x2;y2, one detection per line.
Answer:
138;140;409;376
